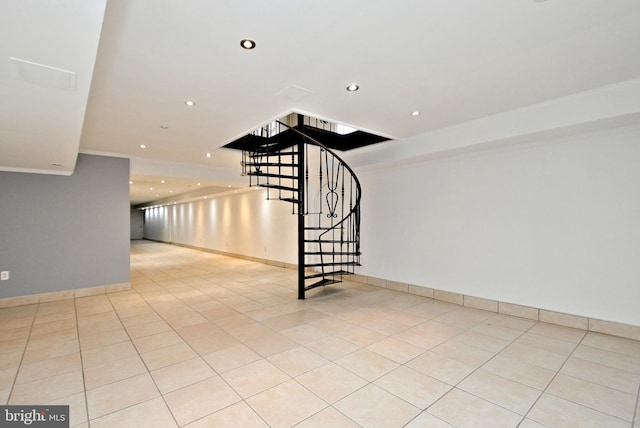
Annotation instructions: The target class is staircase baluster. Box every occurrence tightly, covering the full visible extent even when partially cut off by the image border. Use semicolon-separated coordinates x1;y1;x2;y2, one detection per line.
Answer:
276;153;281;201
319;148;324;217
305;140;309;216
291;141;296;215
242;117;361;298
341;164;345;244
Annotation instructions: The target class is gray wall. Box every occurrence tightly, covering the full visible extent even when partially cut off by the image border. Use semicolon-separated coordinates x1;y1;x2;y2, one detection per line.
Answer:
130;209;144;240
0;154;130;298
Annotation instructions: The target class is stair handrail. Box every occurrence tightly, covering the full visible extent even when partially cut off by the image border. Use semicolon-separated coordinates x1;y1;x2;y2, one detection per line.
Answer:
275;120;361;278
274;120;362;223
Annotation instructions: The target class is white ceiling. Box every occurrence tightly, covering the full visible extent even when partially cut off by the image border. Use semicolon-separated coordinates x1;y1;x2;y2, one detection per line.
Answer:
0;0;106;174
2;0;640;205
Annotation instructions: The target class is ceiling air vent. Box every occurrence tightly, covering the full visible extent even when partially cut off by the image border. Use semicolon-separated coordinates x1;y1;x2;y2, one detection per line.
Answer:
10;57;77;91
276;84;313;102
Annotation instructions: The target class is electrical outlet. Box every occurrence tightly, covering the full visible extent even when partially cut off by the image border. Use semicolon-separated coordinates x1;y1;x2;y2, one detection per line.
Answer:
0;271;9;281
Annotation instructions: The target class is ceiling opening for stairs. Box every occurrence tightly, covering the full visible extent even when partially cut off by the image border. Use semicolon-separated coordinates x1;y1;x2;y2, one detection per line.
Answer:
223;113;390;152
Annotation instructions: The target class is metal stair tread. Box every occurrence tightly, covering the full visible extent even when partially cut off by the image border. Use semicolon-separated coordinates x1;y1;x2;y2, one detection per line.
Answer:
304;251;361;256
258;184;297;192
248;172;298;180
304;278;342;290
305;261;360;267
240;115;361;300
279;197;299;204
245;162;299;168
249;150;298;157
304;239;358;243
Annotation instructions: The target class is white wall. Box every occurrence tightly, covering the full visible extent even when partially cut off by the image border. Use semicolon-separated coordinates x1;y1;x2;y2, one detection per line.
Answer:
357;125;640;325
140;125;639;326
144;188;298;264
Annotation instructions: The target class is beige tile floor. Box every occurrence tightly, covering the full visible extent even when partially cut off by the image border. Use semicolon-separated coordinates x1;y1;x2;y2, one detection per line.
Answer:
1;240;639;427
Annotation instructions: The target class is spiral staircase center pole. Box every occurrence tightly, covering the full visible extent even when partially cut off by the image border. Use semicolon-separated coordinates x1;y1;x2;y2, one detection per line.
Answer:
297;114;306;299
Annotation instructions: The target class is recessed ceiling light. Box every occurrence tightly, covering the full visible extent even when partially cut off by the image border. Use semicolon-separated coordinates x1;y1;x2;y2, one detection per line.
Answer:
346;83;359;92
240;39;256;50
150;187;153;190
160;179;165;184
129;180;133;185
169;190;173;193
184;100;195;107
206;153;212;158
140;144;147;149
411;111;421;116
197;182;201;186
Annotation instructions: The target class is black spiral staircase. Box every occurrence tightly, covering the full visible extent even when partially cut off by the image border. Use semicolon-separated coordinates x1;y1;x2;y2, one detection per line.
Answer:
239;114;363;299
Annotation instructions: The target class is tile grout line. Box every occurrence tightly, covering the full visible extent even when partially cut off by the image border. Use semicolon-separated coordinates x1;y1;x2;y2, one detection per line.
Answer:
516;329;590;427
5;304;38;406
369;312;533;425
309;293;550;425
73;297;91;427
632;382;639;427
510;321;585;427
78;294;137;426
517;331;587;427
273;299;422;426
75;289;171;425
418;314;541;424
146;258;397;427
181;266;296;427
519;335;639;425
190;244;640;424
303;297;425;424
104;283;182;428
9;241;633;426
193;282;330;428
375;311;489;425
124;271;276;427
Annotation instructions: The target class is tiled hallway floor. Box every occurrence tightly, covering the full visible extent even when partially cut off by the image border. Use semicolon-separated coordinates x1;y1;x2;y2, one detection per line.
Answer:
1;241;639;427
